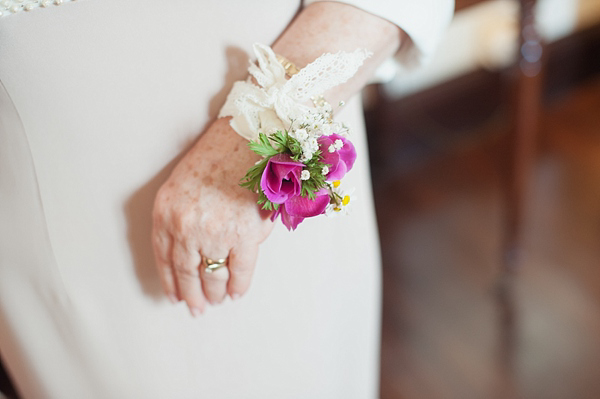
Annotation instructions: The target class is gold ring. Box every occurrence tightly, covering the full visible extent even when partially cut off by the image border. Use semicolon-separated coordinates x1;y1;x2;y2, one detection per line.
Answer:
203;257;227;273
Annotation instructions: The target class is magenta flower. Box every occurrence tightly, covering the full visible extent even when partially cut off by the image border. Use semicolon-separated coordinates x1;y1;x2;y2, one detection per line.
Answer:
270;206;305;231
318;134;356;181
285;188;330;218
271;189;331;231
260;154;304;204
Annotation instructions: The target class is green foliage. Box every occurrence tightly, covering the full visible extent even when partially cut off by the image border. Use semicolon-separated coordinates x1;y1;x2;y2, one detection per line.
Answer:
239;157;268;193
240;129;331;206
301;159;328;199
247;133;280;158
256;191;273;211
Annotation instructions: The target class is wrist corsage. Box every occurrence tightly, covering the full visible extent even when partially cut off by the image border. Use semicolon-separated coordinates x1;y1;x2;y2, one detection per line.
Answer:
219;43;370;230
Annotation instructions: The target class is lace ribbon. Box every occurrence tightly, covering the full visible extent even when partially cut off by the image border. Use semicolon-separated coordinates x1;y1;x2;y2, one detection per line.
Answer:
219;43;371;141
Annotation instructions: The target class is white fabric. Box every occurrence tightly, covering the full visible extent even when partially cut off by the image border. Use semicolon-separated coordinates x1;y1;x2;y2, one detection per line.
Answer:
0;1;451;398
219;43;370;141
307;0;455;66
0;0;78;16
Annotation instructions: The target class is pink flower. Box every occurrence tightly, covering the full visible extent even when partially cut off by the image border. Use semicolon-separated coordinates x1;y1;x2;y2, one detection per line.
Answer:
318;134;356;181
260;154;304;204
285;189;330;218
270;206;305;231
271;189;331;231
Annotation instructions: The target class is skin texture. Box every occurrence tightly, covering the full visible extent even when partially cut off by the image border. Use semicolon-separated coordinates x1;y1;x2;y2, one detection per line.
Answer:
152;1;402;316
153;119;273;315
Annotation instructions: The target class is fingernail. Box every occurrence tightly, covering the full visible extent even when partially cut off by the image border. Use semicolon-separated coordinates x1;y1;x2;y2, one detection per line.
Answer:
190;307;203;317
168;294;178;304
231;293;240;301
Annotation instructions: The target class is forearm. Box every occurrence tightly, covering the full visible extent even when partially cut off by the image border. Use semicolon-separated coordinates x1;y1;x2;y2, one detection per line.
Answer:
153;2;402;310
272;1;402;108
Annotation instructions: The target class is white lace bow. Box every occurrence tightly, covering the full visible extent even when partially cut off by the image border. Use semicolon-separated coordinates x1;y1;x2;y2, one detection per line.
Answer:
219;43;370;141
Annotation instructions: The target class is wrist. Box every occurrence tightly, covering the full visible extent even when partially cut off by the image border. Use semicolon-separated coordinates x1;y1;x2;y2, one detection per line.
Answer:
218;43;369;142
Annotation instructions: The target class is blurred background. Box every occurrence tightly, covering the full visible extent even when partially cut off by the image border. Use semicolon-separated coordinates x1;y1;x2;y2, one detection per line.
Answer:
366;0;600;398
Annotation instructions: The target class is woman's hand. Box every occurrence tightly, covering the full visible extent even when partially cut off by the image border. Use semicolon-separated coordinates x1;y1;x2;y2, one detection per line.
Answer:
152;117;274;316
152;1;402;316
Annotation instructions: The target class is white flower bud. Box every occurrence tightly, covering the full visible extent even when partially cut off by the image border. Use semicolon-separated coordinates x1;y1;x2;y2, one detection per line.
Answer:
301;170;311;180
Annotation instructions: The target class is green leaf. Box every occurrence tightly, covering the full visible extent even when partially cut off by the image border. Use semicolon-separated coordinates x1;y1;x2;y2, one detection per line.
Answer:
256;191;276;211
269;131;287;150
247;133;279;158
298;159;329;200
239;158;268;193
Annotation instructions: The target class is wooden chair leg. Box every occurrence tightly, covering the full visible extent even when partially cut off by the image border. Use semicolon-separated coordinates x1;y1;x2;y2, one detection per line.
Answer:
503;0;544;274
497;0;544;369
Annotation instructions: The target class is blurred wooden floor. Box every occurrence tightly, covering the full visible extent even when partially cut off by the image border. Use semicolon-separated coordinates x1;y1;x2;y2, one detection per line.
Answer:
375;76;600;399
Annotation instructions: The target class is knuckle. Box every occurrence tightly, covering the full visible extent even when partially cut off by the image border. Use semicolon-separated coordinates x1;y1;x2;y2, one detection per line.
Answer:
201;218;223;235
151;232;168;250
155;253;170;265
153;197;175;230
153;188;171;214
152;208;166;228
176;265;200;280
174;210;199;236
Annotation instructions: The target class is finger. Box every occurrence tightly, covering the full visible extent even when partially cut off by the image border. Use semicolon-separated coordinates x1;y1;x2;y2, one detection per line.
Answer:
199;254;230;305
172;240;206;317
152;229;178;303
227;243;259;299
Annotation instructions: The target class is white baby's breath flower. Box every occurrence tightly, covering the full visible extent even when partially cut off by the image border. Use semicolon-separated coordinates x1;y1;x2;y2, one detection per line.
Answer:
294;128;308;141
297;116;309;127
308;137;319;152
334;139;343;150
331;122;350;137
301;170;311;180
321;165;329;175
317;102;333;115
328;144;336;153
301;140;314;158
321;123;332;136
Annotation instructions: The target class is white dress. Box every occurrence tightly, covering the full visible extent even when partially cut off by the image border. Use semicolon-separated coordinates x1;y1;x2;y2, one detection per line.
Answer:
0;1;453;398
